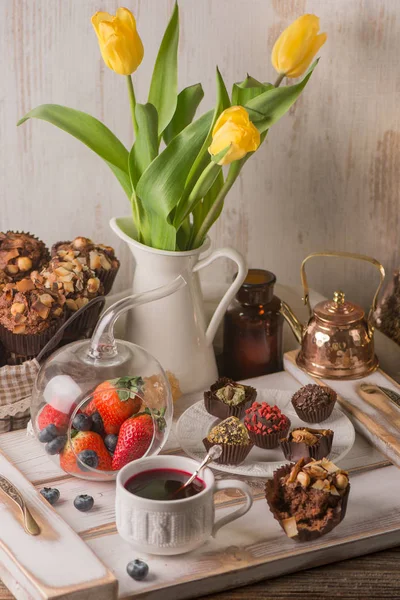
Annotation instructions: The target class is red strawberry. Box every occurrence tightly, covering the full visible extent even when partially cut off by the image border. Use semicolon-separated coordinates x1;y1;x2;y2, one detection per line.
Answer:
60;431;112;474
38;404;70;432
112;409;166;471
83;398;97;416
91;377;144;435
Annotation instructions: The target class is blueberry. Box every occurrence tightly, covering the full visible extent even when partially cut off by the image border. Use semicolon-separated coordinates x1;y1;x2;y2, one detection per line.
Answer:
74;494;94;512
72;413;92;432
77;450;99;470
45;435;67;455
91;412;104;435
104;434;118;454
127;559;149;581
40;487;60;506
38;424;59;443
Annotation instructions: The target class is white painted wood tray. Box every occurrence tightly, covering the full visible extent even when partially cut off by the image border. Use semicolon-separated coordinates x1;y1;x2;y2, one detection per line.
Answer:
0;370;399;600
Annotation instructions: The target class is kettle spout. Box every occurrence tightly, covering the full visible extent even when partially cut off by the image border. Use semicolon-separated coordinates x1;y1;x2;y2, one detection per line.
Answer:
280;301;304;345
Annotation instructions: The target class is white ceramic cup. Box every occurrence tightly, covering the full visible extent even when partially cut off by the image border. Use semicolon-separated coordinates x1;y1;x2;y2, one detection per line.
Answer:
116;455;253;555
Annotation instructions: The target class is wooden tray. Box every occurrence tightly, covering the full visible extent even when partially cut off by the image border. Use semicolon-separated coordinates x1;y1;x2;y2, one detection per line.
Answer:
0;370;399;600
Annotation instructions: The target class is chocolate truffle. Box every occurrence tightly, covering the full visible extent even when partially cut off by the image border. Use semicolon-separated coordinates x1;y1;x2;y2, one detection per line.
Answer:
280;427;334;461
52;237;119;295
0;281;65;356
291;384;337;423
203;416;253;465
265;457;350;542
204;377;257;419
0;232;49;282
244;401;290;449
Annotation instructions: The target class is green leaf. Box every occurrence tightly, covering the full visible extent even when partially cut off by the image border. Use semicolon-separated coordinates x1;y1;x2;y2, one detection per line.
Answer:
148;2;179;135
163;83;204;145
193;169;224;233
129;103;159;188
136;110;213;249
232;76;273;106
18;104;131;198
245;60;318;133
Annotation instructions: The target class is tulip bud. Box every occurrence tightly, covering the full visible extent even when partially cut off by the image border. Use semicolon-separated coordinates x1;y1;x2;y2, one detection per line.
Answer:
272;14;327;79
91;8;144;76
208;106;260;166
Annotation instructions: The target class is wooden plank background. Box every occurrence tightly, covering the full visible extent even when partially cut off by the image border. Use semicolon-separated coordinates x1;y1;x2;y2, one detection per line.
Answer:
1;0;399;308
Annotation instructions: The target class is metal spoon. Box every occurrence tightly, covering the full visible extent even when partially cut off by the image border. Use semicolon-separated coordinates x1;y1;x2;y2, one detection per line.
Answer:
171;445;223;498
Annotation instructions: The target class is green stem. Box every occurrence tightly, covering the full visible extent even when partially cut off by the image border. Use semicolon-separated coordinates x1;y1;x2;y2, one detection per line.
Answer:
126;75;138;138
174;162;220;229
274;73;285;87
130;190;143;243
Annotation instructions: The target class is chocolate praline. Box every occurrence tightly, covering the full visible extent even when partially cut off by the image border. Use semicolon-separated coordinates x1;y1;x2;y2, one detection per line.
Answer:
204;377;257;420
202;416;253;465
291;384;337;423
280;427;334;461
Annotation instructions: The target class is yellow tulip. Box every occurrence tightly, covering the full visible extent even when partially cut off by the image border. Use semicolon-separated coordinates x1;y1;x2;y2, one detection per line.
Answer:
272;14;327;79
208;106;260;166
91;8;144;76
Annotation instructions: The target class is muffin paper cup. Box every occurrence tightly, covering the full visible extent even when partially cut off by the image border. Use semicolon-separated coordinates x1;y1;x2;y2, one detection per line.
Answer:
0;316;65;357
203;438;254;465
280;429;334;462
247;419;291;449
292;402;336;424
265;461;350;542
204;378;257;420
63;299;104;343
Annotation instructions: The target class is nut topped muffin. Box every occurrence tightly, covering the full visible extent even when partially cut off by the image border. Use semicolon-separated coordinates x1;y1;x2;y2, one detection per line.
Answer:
244;401;290;449
0;232;49;281
291;384;337;423
52;236;119;295
280;427;334;461
204;377;257;419
265;457;350;542
203;416;253;465
0;281;65;356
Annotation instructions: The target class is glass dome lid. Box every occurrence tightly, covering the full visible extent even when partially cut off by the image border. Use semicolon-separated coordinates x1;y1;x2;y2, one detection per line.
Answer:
31;276;185;481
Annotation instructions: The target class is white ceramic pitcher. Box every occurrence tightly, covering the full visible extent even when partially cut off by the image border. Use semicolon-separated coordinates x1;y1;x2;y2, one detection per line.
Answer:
110;217;247;394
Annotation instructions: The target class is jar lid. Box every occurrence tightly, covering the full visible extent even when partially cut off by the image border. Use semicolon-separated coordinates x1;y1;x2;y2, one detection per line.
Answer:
313;290;365;325
236;269;276;305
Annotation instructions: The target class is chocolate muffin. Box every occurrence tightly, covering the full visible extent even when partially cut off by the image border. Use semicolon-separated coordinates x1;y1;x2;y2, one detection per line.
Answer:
0;281;65;356
203;416;253;465
52;237;119;295
244;401;290;449
280;427;334;461
0;231;50;282
265;457;350;542
291;384;337;423
204;377;257;420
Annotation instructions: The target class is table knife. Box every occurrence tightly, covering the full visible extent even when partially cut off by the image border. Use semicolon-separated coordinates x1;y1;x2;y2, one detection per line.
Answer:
0;475;40;536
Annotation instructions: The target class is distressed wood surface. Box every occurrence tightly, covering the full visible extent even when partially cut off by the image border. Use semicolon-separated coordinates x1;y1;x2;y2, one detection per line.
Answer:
1;0;399;308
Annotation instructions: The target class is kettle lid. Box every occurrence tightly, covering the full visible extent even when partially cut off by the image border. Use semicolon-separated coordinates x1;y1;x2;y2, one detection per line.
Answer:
313;290;365;325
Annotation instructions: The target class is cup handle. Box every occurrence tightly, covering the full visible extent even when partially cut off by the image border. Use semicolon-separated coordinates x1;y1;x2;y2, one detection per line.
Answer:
193;247;247;346
211;479;253;537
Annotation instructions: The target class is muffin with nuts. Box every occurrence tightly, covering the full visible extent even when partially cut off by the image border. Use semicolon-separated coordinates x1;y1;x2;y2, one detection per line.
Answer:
291;384;337;423
280;427;334;462
203;416;254;465
0;231;50;282
52;236;119;295
204;377;257;420
37;253;104;341
244;401;290;449
0;280;65;357
265;457;350;542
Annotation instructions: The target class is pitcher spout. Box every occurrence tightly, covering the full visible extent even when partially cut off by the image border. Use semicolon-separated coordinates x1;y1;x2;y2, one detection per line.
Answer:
279;301;305;344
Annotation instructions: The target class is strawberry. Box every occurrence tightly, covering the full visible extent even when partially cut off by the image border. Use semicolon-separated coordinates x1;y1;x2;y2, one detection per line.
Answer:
38;404;70;432
60;431;112;474
112;409;166;471
91;377;144;435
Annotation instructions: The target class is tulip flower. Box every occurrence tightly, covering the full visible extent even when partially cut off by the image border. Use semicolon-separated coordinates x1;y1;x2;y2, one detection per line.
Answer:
208;106;260;166
272;14;326;80
91;8;144;76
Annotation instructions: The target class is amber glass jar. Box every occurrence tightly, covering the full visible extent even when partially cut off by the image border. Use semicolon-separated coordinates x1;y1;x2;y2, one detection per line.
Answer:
222;269;283;380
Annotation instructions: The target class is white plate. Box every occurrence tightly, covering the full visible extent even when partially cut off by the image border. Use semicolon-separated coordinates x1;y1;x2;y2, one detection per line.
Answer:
176;388;356;478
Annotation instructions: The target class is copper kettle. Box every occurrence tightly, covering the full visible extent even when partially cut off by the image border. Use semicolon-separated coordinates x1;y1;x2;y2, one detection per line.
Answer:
280;252;385;379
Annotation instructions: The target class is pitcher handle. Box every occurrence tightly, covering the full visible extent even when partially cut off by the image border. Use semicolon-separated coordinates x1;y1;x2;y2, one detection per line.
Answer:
193;247;247;345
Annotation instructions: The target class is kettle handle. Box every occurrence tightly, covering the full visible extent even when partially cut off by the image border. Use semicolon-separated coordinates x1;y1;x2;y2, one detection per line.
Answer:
301;251;385;332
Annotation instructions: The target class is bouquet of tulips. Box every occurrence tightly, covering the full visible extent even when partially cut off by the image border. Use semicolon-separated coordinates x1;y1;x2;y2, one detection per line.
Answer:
18;5;326;251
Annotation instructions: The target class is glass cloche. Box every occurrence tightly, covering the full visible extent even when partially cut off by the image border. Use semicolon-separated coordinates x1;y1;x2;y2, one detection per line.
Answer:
31;276;185;481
